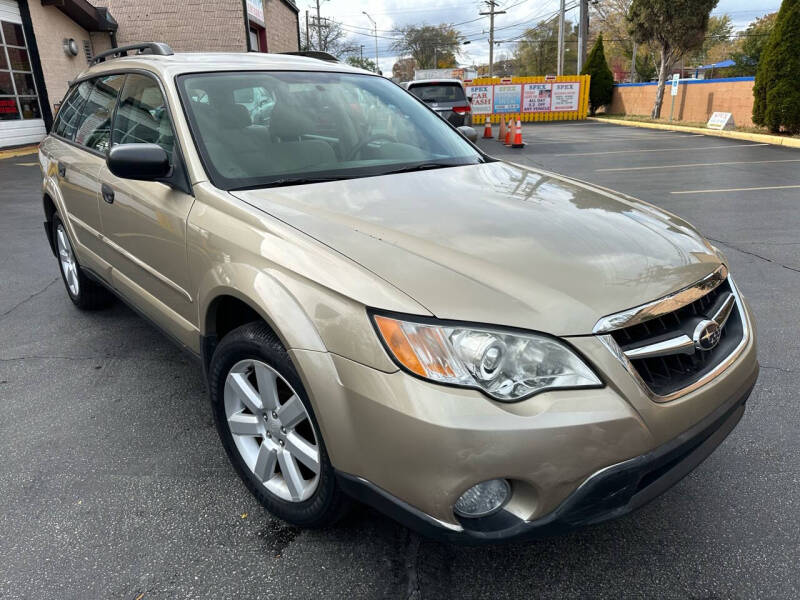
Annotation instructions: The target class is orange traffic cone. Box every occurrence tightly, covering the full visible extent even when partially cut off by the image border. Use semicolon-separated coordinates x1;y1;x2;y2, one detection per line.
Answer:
483;116;493;139
504;119;512;146
511;120;525;148
497;117;506;141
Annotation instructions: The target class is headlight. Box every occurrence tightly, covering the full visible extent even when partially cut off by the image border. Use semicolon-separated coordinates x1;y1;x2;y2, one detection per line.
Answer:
372;313;601;401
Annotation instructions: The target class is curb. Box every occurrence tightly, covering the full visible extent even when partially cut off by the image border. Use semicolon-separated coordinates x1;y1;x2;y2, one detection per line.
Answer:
587;117;800;149
0;145;39;160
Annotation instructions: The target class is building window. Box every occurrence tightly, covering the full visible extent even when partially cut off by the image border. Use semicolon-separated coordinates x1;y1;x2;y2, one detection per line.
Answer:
249;24;267;52
0;20;42;121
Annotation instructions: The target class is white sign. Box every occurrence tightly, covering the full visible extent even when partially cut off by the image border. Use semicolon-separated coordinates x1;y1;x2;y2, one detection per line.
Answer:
551;82;580;111
522;83;552;113
493;84;522;113
707;112;735;130
465;85;494;115
671;74;680;96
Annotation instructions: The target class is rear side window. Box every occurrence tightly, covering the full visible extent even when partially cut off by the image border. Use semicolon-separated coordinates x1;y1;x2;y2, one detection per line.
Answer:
53;80;92;140
408;83;465;103
73;74;125;153
112;73;175;162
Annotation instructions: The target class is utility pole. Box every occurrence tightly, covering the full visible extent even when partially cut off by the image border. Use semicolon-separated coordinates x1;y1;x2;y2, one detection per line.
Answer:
577;0;588;73
362;11;378;74
630;39;637;83
480;1;505;79
557;0;566;75
315;0;322;52
360;44;364;62
305;11;310;50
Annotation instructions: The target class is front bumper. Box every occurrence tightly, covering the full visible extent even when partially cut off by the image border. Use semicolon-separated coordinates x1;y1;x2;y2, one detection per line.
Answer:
335;376;754;544
290;298;758;544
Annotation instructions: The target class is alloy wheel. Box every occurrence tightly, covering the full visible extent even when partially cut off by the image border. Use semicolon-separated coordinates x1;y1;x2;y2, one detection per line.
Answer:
224;359;321;502
56;224;79;297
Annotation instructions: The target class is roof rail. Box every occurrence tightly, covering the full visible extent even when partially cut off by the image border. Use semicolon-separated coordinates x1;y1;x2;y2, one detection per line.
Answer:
90;42;173;66
280;51;339;63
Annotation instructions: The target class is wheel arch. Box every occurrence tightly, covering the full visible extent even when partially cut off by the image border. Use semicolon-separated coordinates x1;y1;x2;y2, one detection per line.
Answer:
42;193;58;256
200;280;327;373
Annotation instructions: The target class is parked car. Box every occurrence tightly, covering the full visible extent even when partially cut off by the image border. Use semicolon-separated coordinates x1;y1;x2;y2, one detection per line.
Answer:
39;43;758;544
406;78;471;126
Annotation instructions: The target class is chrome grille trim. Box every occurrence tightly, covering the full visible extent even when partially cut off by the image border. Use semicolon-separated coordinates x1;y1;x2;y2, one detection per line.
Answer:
622;290;735;361
593;264;729;334
599;276;750;403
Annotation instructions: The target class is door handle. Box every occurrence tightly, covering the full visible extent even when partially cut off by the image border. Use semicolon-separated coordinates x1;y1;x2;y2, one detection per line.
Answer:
101;183;115;204
57;162;66;178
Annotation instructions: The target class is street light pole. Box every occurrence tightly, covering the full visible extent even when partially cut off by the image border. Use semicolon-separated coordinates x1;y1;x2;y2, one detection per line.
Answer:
362;11;378;74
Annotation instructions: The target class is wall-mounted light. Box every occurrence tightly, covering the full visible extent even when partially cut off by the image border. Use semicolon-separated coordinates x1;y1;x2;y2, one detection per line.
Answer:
63;38;79;57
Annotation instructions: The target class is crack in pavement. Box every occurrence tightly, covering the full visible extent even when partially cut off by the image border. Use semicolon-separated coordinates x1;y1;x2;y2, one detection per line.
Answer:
404;531;421;600
708;237;800;274
760;364;797;374
0;354;191;365
0;277;59;320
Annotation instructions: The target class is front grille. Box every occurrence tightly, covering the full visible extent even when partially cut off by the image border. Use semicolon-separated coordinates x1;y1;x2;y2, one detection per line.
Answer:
610;279;744;397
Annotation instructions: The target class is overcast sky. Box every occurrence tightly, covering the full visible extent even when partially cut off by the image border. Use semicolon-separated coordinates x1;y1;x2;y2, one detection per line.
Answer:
310;0;780;74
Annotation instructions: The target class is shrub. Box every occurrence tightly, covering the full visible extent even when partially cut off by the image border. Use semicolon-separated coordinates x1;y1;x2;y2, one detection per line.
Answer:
753;0;800;134
581;35;614;115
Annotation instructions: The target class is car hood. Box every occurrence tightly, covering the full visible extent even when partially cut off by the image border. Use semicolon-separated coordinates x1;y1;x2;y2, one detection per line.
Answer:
232;161;722;335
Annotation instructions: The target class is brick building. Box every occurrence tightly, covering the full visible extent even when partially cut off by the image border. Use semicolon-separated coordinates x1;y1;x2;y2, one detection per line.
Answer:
0;0;299;148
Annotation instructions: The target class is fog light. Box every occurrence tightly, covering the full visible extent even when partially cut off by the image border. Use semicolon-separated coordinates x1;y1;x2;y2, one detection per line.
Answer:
453;479;510;518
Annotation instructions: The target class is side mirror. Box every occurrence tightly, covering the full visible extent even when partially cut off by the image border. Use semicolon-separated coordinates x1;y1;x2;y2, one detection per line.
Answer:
457;125;478;143
107;143;171;181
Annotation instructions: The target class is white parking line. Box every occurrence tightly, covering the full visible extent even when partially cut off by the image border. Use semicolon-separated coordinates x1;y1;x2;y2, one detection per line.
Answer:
554;143;768;157
671;184;800;195
529;135;690;144
597;159;800;172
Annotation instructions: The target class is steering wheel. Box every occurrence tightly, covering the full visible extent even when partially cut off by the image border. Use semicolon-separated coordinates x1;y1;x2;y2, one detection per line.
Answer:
346;133;396;160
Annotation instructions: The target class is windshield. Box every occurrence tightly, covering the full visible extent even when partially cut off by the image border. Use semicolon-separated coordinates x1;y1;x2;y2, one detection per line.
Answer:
408;83;466;104
177;71;483;190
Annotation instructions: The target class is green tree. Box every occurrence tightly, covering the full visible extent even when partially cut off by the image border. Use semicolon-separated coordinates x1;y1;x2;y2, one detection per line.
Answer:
590;0;664;82
345;56;377;72
391;25;462;70
627;0;719;118
730;13;777;76
690;15;734;64
753;0;800;133
581;35;614;115
514;19;578;76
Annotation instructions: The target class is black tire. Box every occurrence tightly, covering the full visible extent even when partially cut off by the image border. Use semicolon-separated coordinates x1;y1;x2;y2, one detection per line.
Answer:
52;215;114;310
209;321;349;528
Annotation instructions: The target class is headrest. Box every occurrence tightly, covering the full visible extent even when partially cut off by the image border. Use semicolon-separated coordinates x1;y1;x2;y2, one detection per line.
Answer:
269;103;312;139
216;103;251;130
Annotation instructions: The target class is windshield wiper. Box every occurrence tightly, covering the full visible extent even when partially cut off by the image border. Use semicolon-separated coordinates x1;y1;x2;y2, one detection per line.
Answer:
230;176;350;191
381;162;463;176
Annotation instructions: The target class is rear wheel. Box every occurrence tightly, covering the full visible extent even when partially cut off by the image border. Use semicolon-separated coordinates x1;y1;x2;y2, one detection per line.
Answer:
209;322;349;527
52;215;113;310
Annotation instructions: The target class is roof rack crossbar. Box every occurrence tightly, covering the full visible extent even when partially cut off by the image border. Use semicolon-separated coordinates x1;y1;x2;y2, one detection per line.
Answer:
90;42;173;66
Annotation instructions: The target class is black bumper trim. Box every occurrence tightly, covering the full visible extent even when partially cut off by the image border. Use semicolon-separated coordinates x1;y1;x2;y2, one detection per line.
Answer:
336;375;756;545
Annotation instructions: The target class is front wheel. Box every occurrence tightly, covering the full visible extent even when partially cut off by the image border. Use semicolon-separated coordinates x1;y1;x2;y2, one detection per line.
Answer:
208;322;349;528
52;215;113;310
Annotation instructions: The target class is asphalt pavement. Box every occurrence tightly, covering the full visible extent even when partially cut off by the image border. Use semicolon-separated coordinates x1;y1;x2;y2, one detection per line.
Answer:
1;122;799;599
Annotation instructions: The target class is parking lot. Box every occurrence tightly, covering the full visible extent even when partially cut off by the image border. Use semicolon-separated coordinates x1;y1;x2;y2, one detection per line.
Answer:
1;121;799;598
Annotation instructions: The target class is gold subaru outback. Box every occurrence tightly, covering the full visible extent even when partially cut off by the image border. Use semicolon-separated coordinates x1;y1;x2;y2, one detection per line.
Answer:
38;43;758;544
